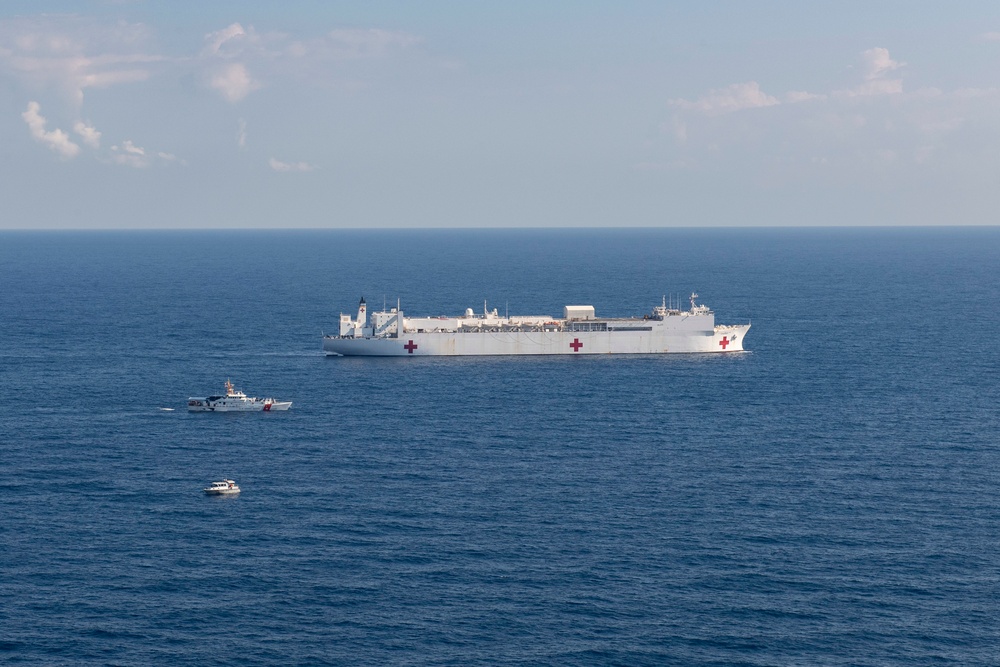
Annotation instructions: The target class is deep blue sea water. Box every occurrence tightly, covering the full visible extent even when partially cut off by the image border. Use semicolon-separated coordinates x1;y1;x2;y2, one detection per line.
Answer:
2;228;999;666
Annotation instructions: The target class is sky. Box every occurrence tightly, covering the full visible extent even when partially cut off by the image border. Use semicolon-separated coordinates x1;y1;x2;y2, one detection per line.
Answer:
3;1;1000;229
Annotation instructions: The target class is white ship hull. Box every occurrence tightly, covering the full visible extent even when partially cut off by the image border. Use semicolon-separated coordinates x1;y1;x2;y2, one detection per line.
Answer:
187;400;291;412
324;296;749;357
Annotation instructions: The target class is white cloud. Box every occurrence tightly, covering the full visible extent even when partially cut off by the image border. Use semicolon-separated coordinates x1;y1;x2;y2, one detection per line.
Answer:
0;16;160;105
204;23;249;56
785;90;827;103
843;78;903;97
73;120;101;148
269;157;315;172
121;139;144;155
830;47;905;98
108;143;182;167
208;62;261;102
22;101;80;158
78;65;150;89
658;46;1000;178
200;23;265;102
194;22;422;101
669;82;780;115
111;139;152;167
672;48;906;124
157;151;179;162
862;47;903;81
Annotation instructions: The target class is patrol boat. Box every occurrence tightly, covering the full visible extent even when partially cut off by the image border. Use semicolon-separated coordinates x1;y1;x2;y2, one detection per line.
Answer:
187;380;292;412
323;294;749;356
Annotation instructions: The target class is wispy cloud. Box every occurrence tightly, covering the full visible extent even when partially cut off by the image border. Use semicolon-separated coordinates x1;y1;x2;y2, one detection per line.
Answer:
659;47;1000;175
109;139;181;167
197;22;423;101
3;17;426;108
325;28;421;59
199;24;259;102
22;101;80;158
669;82;780;115
671;47;906;118
237;118;247;148
784;90;827;103
835;47;904;98
203;23;252;57
269;157;316;172
110;138;146;167
73;120;101;148
842;78;903;97
0;16;160;105
862;47;903;81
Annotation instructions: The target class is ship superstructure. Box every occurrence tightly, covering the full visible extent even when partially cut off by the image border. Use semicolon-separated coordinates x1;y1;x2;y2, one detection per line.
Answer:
323;295;749;356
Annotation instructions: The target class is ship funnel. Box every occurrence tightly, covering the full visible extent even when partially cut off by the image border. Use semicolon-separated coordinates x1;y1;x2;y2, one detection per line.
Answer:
357;297;367;326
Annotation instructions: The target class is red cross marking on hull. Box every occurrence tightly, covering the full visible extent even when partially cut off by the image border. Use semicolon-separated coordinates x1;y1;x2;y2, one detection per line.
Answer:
404;340;418;353
570;338;583;352
719;336;729;350
264;403;271;411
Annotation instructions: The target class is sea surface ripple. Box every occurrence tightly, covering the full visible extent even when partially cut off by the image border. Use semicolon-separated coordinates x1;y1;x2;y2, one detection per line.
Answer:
1;228;999;665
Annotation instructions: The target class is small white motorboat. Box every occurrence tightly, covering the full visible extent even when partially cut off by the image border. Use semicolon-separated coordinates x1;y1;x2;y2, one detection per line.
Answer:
204;479;240;495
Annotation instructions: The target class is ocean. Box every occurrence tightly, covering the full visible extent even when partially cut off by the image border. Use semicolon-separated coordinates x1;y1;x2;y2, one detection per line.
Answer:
1;228;999;665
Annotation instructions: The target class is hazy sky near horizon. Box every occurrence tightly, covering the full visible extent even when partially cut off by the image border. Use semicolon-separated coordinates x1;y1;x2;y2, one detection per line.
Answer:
4;1;1000;229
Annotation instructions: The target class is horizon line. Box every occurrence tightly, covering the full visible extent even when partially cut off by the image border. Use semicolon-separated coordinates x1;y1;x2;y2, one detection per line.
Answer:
2;224;1000;232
